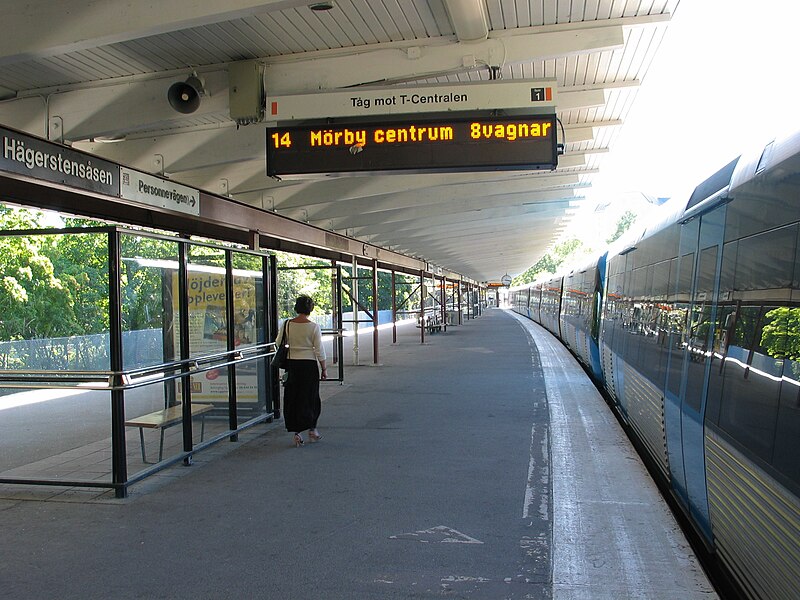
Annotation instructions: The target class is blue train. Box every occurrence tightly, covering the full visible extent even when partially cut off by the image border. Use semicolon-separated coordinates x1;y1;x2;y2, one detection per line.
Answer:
511;129;800;600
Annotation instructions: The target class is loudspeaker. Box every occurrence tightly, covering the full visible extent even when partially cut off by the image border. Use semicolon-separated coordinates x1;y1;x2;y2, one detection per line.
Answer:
167;75;204;114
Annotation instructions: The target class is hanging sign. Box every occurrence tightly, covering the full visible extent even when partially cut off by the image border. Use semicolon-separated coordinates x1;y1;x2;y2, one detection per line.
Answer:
266;80;557;121
120;167;200;215
266;113;558;176
0;126;119;196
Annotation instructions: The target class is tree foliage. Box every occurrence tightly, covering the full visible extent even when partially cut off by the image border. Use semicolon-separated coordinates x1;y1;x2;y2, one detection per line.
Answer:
606;210;638;245
512;238;584;285
761;307;800;360
0;205;425;345
0;208;79;340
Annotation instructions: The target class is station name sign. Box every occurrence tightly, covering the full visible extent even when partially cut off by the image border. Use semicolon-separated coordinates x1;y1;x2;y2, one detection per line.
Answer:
0;126;202;215
1;126;119;196
266;113;558;177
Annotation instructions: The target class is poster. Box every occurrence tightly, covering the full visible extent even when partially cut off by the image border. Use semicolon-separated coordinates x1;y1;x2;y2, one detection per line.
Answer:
174;269;261;404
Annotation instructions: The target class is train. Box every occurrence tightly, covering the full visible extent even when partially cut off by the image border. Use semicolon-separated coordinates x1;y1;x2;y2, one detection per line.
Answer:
510;129;800;600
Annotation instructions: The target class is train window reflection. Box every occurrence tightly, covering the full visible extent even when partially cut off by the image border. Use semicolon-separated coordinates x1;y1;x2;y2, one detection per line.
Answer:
718;304;783;462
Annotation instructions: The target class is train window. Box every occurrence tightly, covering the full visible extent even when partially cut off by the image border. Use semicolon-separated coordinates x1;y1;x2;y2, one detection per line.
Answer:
696;246;718;296
730;305;761;353
705;303;739;425
718;304;782;463
718;240;737;299
774;345;800;488
795;226;800;290
665;302;689;399
726;181;800;242
755;141;774;174
676;252;694;297
734;226;797;293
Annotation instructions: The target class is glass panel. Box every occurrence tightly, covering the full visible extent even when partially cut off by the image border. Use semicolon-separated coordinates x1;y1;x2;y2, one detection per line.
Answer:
734;226;796;292
718;305;781;462
683;246;718;411
119;233;183;471
185;245;230;445
232;251;267;424
775;344;800;487
120;234;180;368
637;264;664;385
0;230;113;484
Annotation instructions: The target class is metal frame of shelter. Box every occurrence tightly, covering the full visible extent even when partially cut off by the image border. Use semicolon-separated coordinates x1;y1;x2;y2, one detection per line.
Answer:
0;126;484;498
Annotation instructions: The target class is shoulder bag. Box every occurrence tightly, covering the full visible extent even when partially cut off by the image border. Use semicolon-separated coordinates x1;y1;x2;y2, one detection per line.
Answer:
271;320;290;369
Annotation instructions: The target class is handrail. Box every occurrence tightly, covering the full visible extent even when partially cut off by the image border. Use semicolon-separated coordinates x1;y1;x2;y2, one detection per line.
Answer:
0;342;277;391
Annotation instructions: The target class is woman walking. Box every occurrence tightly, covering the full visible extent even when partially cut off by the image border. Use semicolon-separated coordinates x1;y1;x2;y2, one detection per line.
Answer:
276;295;327;446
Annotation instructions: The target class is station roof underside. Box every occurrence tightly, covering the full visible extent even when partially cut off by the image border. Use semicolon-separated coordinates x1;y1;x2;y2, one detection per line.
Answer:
0;0;678;283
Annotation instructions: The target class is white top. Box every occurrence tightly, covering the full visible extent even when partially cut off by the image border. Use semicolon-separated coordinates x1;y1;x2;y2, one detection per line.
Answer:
275;319;326;362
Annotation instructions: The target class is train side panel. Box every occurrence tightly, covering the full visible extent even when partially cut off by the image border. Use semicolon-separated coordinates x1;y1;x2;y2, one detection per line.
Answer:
512;129;800;600
698;131;800;599
540;277;563;337
560;255;606;381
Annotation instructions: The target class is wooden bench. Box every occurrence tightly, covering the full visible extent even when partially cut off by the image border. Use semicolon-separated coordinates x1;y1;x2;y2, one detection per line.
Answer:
125;403;213;464
416;313;443;334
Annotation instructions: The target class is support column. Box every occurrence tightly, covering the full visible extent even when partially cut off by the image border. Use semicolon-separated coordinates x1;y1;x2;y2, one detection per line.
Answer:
108;229;128;498
352;255;359;365
372;258;379;364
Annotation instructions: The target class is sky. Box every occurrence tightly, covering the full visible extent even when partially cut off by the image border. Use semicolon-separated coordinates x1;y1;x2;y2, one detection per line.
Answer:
574;0;800;241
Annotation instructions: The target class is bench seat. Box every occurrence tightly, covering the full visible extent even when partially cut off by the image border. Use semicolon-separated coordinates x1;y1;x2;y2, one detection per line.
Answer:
125;403;213;463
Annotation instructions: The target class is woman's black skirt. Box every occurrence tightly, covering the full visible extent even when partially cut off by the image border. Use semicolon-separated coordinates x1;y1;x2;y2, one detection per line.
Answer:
283;359;321;433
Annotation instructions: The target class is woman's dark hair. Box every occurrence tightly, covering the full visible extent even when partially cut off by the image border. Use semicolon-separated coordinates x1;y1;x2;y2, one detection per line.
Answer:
294;295;314;314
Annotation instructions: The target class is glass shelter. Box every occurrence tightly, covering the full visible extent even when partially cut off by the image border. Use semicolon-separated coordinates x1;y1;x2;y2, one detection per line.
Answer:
0;226;277;498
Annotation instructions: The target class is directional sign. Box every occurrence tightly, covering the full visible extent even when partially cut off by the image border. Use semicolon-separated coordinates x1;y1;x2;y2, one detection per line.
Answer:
266;80;557;121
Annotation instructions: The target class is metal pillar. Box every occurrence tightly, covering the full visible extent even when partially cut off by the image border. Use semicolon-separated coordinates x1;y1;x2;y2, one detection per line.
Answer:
267;255;280;418
178;239;194;464
391;270;397;344
224;250;238;441
108;229;128;498
352;255;359;365
372;259;379;364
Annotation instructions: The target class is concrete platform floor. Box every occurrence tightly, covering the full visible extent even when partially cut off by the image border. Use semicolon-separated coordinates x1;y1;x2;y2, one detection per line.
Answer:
0;309;717;599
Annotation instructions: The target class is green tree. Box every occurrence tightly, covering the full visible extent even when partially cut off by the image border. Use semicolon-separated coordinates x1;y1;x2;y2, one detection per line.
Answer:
606;210;637;245
513;238;584;285
0;207;80;341
51;231;110;333
276;253;334;318
761;307;800;360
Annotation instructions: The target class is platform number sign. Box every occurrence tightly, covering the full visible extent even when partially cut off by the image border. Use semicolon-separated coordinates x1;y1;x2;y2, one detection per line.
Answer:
530;87;553;102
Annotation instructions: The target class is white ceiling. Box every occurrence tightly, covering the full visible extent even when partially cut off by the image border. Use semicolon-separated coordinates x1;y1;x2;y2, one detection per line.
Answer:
0;0;678;283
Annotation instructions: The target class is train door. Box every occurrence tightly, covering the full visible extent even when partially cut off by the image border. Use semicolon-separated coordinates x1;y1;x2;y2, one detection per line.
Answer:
663;204;726;539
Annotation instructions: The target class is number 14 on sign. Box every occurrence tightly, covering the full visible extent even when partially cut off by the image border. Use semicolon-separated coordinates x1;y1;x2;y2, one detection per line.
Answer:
271;132;292;148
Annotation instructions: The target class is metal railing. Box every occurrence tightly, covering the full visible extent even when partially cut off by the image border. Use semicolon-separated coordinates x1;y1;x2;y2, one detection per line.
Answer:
0;343;277;497
0;342;276;391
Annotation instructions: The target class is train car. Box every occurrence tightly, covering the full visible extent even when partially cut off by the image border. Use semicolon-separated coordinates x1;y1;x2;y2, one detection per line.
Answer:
539;275;563;337
559;253;607;381
510;280;544;324
511;129;800;600
510;283;532;319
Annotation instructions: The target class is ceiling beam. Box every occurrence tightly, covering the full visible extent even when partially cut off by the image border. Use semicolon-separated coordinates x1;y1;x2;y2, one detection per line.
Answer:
444;0;488;43
263;25;624;93
0;0;306;65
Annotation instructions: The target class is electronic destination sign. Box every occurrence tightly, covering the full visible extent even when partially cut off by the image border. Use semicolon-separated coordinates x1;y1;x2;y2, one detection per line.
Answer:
265;114;558;177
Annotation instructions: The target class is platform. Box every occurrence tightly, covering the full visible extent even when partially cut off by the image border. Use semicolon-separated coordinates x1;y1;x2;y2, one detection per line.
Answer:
0;309;717;599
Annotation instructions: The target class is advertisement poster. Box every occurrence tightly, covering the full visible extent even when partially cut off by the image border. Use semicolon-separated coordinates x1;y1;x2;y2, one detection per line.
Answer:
174;269;261;405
